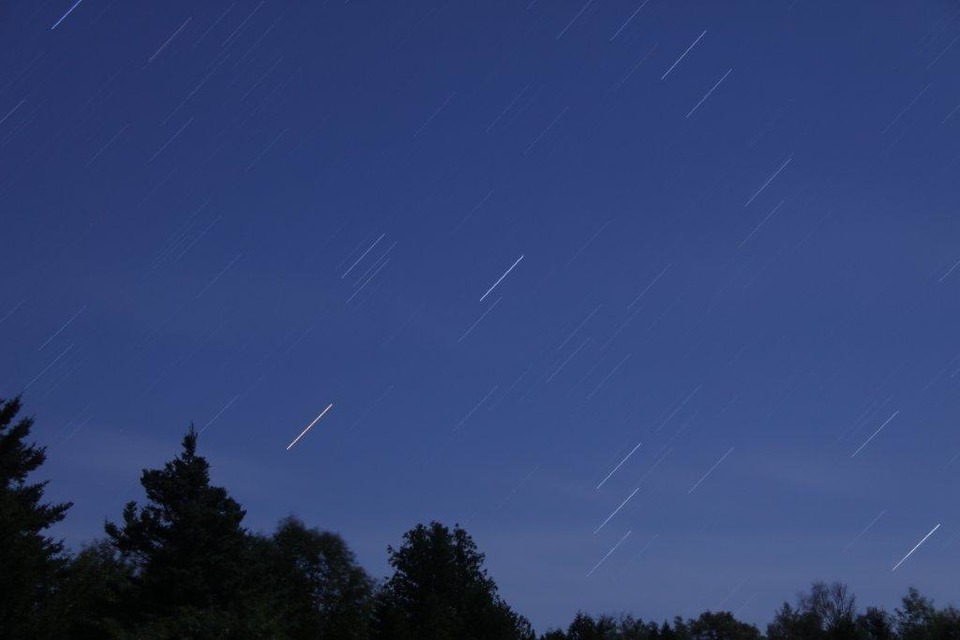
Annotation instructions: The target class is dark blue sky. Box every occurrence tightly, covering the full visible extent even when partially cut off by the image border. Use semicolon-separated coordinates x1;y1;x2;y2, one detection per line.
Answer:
3;0;960;632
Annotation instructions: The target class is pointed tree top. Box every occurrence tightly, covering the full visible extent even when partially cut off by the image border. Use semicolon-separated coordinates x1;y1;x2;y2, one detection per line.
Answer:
183;423;198;457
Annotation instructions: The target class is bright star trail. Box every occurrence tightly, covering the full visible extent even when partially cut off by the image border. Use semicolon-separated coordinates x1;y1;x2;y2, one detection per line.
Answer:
891;523;941;572
3;1;960;634
50;0;85;30
593;486;640;533
286;403;333;451
586;529;632;577
479;255;524;302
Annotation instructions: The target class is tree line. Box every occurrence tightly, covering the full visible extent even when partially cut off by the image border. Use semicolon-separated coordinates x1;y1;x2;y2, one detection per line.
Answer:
2;395;958;639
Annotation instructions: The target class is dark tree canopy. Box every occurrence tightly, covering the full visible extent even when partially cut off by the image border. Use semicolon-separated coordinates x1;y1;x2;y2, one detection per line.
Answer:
43;540;135;639
6;402;960;639
375;520;535;640
767;581;861;640
268;515;375;640
687;610;762;640
0;396;72;638
565;611;619;639
103;425;268;637
857;606;897;640
894;587;960;640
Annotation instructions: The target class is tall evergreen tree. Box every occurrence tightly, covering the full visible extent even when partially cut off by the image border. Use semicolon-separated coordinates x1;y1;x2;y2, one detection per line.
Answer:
0;396;72;638
104;425;277;638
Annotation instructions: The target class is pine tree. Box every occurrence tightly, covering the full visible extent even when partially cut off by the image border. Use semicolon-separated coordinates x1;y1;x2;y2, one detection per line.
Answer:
104;425;274;637
0;396;72;638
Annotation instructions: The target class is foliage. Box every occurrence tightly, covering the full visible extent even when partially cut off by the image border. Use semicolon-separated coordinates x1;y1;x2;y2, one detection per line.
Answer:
857;606;897;640
687;610;762;639
374;520;535;640
103;425;278;637
267;515;375;639
7;401;960;639
0;396;73;638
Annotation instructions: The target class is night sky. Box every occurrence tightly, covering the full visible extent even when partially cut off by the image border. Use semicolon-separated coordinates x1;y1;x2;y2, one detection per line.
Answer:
2;0;960;633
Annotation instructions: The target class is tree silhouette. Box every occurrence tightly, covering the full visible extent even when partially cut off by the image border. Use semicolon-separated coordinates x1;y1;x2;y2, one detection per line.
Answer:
374;520;534;640
0;396;72;638
565;611;618;639
687;610;762;639
267;515;374;639
104;425;276;637
894;587;960;640
856;606;896;640
44;540;134;639
767;581;859;640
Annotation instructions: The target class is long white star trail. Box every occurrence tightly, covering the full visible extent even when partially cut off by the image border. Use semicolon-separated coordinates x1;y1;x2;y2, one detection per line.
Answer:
38;305;86;351
0;100;25;127
661;30;706;80
199;394;240;434
452;386;499;432
486;86;529;132
459;297;502;342
197;253;243;298
596;440;643;489
525;108;568;154
850;410;898;457
587;530;632;577
688;446;735;494
629;533;658;562
655;384;701;432
686;68;732;119
628;264;671;309
480;255;523;302
546;337;591;383
614;43;658;91
594;487;640;533
453;189;495;233
414;92;456;138
938;255;960;282
286;404;334;450
148;117;194;163
609;0;649;41
881;83;931;135
557;305;601;350
24;344;74;390
148;17;193;63
738;200;784;249
0;300;23;325
86;124;130;166
842;509;887;554
745;156;792;207
891;523;940;571
222;1;264;49
496;466;540;510
51;0;85;29
347;257;392;304
556;0;595;39
587;352;631;400
342;233;386;278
